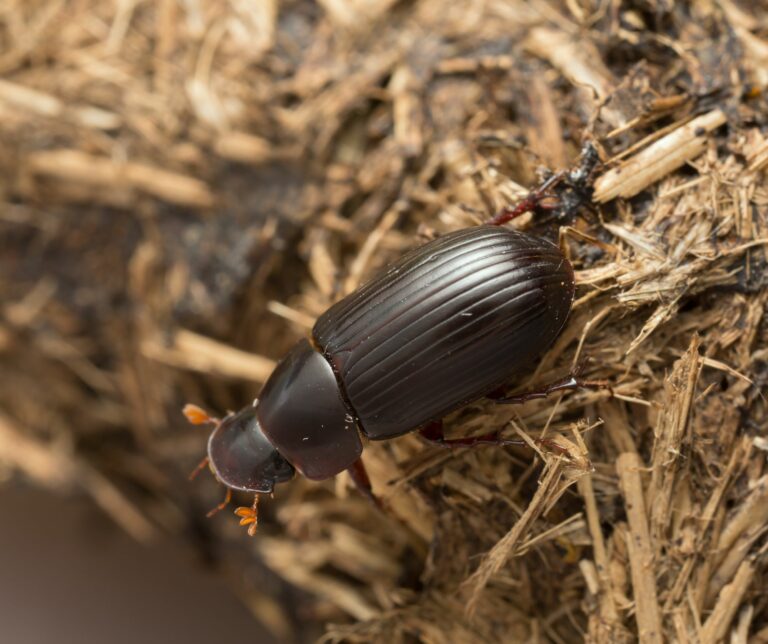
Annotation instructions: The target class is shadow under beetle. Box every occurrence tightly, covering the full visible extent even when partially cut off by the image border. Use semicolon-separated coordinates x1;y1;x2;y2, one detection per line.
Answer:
185;146;602;535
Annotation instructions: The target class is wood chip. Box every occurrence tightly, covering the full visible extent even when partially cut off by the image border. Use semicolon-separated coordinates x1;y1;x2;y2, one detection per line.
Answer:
594;110;727;202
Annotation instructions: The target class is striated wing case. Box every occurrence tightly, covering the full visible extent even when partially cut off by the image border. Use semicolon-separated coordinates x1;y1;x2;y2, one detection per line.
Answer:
312;226;574;439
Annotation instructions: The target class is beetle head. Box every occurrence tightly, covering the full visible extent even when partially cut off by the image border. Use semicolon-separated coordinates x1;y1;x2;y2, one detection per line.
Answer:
205;404;295;493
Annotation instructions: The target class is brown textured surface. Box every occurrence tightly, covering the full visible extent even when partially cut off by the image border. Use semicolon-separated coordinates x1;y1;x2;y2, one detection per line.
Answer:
0;1;767;642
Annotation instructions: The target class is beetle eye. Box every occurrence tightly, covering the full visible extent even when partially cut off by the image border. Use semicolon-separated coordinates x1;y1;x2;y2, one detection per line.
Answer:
207;406;294;493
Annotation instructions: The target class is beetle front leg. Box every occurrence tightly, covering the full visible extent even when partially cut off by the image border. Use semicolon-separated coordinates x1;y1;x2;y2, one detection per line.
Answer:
188;455;210;481
206;488;232;518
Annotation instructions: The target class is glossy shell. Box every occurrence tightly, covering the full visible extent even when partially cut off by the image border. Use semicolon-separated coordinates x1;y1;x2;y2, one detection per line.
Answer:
207;405;295;493
313;225;574;439
257;339;362;480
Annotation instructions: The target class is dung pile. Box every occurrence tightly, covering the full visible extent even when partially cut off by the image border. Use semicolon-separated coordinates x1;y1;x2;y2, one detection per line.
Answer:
0;1;766;642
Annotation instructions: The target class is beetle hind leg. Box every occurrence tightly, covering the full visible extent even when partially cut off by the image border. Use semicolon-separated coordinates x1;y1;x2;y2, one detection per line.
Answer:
486;172;565;227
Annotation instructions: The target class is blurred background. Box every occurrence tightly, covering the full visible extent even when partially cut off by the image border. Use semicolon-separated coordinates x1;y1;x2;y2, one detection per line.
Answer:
1;1;767;643
0;488;277;644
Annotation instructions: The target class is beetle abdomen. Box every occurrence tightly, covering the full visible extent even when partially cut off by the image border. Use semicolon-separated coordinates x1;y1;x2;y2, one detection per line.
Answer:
313;226;574;440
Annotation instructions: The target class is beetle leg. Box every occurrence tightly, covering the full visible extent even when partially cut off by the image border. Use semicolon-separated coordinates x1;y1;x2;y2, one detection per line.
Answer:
206;487;232;518
489;374;612;405
234;495;260;536
421;421;572;460
418;420;528;449
487;172;565;226
347;458;383;509
188;455;211;481
419;420;445;442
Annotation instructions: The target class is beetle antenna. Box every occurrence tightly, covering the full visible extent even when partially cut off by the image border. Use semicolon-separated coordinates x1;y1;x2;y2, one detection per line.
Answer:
184;405;219;481
183;403;219;426
234;495;260;536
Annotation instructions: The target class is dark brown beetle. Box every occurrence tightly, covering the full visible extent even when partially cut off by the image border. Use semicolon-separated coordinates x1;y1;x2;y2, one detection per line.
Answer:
185;152;600;534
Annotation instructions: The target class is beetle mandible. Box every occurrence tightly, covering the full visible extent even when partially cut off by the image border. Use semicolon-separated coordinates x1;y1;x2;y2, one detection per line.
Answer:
185;148;601;534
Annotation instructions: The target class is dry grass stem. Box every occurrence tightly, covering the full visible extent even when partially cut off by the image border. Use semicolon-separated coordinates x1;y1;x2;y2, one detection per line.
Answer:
617;452;664;644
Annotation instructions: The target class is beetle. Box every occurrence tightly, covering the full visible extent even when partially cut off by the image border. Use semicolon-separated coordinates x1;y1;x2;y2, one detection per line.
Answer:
185;150;601;534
